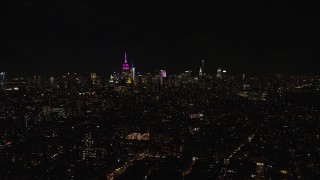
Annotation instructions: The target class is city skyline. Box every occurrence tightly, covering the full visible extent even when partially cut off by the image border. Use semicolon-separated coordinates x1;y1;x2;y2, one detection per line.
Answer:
1;1;320;179
1;50;318;77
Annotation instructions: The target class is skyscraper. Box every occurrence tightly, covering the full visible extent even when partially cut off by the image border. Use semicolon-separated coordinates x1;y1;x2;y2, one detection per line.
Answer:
159;70;167;78
201;59;205;75
90;73;97;85
199;67;203;77
0;72;7;88
130;61;136;85
217;68;227;79
216;68;222;79
90;73;97;80
122;51;130;74
49;77;54;87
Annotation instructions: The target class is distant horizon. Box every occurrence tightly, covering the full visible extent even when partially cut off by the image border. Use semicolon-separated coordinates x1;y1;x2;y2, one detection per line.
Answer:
2;68;320;78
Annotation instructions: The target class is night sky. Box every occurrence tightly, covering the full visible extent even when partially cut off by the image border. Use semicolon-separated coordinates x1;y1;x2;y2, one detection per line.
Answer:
1;1;319;75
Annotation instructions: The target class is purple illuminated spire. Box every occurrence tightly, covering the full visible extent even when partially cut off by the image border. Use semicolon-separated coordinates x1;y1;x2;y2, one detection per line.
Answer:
124;52;128;63
122;51;130;72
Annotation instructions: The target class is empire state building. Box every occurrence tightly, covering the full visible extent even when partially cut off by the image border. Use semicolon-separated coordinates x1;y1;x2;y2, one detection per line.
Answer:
122;51;130;74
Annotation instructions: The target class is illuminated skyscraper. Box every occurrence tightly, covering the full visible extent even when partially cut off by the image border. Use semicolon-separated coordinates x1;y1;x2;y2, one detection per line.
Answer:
159;70;167;78
199;67;203;77
217;68;222;79
90;73;97;84
130;61;136;85
0;72;7;88
201;59;205;75
122;51;130;73
109;75;114;83
159;70;167;85
90;73;97;80
217;68;227;79
49;77;54;87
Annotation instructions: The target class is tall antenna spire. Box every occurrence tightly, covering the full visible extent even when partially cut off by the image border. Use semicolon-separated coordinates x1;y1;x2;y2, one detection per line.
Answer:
124;51;128;63
201;59;205;75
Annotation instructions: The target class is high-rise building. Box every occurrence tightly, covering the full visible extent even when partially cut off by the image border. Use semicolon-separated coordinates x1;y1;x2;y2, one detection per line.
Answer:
216;68;222;79
90;73;97;85
90;73;96;80
159;70;167;78
181;70;193;84
201;59;205;75
110;72;119;84
49;77;54;87
130;61;136;85
109;75;114;84
122;51;130;74
199;67;203;77
217;68;227;79
159;70;167;85
0;72;6;87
